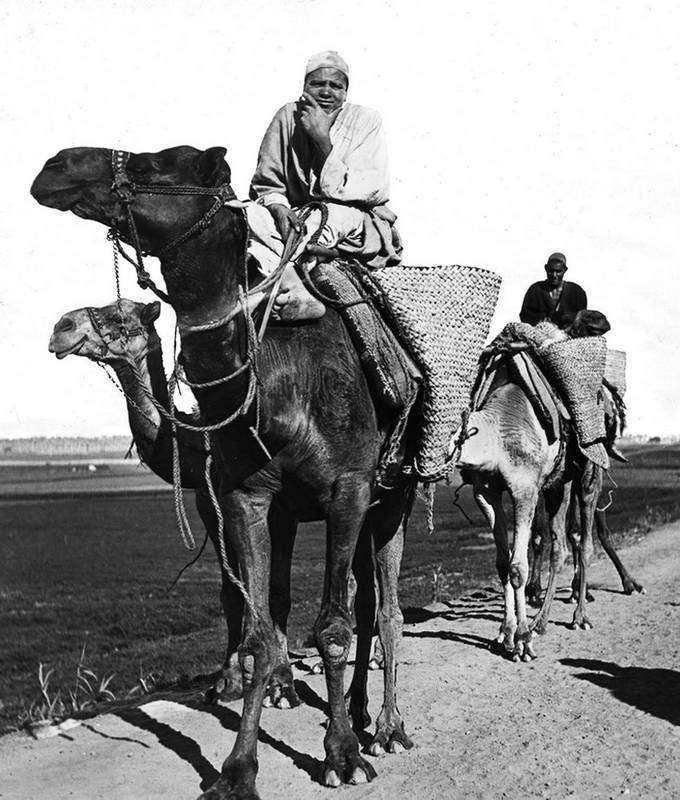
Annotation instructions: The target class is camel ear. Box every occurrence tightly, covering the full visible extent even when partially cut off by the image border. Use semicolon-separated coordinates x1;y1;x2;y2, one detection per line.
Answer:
141;301;161;325
197;146;231;186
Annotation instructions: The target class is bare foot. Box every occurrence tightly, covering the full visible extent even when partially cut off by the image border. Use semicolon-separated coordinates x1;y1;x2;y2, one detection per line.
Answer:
272;287;325;321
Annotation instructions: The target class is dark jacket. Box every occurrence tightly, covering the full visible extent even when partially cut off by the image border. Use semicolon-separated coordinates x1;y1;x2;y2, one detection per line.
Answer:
520;280;587;328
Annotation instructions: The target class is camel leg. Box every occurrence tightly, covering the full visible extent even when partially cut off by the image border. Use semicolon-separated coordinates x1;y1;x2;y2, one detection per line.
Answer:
568;493;596;603
265;504;300;709
315;475;376;788
196;490;245;704
595;509;645;595
474;477;516;652
507;484;540;661
198;489;276;800
369;632;385;670
526;494;548;607
366;488;414;756
345;527;376;732
530;483;570;635
570;464;602;630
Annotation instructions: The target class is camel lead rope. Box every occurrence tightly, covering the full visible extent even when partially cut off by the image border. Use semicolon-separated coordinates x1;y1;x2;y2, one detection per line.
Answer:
168;371;196;551
597;471;618;512
202;431;258;618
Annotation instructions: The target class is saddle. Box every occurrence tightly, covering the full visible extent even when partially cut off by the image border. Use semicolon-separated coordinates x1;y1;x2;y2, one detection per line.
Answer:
307;260;423;485
472;347;624;471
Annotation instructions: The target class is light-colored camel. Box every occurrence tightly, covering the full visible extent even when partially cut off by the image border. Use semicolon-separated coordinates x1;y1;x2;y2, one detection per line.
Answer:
454;359;602;661
48;298;300;709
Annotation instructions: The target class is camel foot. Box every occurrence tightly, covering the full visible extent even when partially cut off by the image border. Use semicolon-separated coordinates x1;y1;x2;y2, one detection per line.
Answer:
622;579;646;595
323;730;377;787
570;612;593;631
197;758;259;800
526;588;545;608
367;717;413;756
262;665;300;709
511;629;537;662
495;622;518;653
530;615;548;636
205;665;243;705
197;782;259;800
569;589;595;604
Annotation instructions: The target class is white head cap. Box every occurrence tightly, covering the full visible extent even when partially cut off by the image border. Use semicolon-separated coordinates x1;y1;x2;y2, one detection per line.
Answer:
304;50;349;82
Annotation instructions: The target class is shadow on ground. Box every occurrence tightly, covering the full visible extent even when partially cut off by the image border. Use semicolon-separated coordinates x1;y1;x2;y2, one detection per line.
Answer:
114;682;328;791
560;659;680;726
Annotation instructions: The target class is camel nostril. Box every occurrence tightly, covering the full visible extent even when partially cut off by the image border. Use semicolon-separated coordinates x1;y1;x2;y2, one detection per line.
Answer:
45;155;64;170
54;317;75;333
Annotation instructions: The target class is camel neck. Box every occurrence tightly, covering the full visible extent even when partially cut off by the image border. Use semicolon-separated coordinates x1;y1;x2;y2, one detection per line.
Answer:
113;354;164;454
158;209;247;332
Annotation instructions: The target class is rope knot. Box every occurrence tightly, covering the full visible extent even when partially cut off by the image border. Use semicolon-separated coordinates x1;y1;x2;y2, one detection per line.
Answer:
111;172;136;204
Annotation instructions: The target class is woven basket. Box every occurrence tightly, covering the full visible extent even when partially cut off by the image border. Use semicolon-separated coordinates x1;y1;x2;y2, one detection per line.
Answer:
605;349;626;395
371;264;502;480
540;337;607;446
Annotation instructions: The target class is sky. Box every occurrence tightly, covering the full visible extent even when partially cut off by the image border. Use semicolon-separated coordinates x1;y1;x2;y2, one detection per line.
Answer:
1;0;678;438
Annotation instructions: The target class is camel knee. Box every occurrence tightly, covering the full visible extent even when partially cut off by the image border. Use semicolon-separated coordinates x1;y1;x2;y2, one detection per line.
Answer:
315;611;353;666
238;627;276;689
377;605;403;639
509;562;527;589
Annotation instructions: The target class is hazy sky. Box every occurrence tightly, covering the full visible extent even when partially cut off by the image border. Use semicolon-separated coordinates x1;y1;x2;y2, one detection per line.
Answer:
1;0;678;438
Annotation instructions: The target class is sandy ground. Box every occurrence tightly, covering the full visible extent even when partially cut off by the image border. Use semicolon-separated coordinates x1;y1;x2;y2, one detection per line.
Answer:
2;522;679;800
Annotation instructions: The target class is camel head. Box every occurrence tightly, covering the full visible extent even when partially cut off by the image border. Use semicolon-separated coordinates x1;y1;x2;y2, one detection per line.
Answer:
32;146;251;321
31;145;235;253
49;298;162;366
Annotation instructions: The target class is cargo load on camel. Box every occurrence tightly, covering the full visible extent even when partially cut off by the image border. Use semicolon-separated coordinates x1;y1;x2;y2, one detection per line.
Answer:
305;259;502;482
467;318;626;471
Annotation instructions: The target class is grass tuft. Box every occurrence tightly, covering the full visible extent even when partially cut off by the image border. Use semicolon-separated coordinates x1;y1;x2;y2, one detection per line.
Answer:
17;646;116;730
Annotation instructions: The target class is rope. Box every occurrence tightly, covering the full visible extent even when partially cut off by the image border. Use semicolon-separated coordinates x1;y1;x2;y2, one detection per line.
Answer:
597;471;618;512
166;526;210;593
451;482;477;526
169;371;196;550
127;357;257;433
416;482;437;536
202;431;257;617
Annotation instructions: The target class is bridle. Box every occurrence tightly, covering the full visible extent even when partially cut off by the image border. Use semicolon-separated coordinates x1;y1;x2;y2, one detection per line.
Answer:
85;304;145;354
108;149;245;303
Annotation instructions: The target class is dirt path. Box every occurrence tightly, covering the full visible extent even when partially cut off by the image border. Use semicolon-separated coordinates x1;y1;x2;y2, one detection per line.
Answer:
2;522;679;800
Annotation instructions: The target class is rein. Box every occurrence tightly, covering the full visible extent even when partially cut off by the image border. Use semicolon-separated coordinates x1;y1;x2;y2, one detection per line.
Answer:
108;149;247;303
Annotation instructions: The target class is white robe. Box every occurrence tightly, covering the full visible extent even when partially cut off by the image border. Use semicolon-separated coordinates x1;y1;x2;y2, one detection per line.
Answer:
249;102;402;269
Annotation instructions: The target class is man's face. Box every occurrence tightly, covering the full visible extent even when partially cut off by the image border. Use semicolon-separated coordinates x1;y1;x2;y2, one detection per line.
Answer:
545;262;567;288
303;68;348;113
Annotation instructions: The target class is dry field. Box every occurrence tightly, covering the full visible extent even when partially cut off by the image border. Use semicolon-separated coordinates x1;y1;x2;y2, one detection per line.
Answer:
1;444;679;733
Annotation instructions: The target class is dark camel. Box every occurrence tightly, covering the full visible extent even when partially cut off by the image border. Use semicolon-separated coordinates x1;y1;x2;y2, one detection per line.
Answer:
32;145;415;798
526;386;645;606
48;297;303;708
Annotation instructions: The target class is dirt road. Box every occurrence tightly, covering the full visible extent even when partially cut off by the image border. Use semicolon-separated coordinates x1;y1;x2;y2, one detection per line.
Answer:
2;522;678;799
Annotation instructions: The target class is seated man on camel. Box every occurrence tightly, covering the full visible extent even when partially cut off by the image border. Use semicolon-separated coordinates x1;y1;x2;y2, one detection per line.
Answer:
520;252;587;329
247;50;402;321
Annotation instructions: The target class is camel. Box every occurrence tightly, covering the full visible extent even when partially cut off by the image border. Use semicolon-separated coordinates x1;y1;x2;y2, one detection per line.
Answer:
48;297;304;709
526;386;645;606
527;498;646;608
454;358;602;661
32;145;417;798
